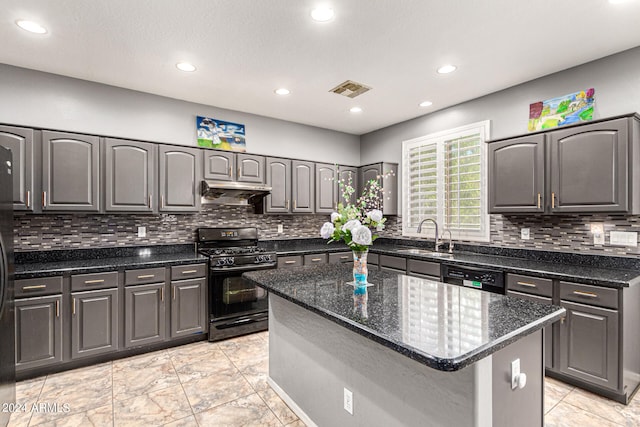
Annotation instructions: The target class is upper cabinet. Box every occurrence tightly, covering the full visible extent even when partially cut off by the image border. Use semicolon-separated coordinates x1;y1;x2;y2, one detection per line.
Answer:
264;158;314;213
358;162;398;216
291;160;314;213
0;125;36;211
203;151;265;183
158;145;202;212
104;138;156;212
315;163;337;214
488;115;640;214
338;166;358;206
42;131;100;212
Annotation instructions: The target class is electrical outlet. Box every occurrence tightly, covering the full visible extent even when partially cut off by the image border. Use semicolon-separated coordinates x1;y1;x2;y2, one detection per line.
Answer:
137;226;146;238
520;228;530;240
343;388;353;415
590;223;604;245
277;224;284;233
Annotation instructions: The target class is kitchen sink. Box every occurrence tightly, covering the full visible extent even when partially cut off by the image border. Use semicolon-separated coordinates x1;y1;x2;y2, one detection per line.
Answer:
395;248;453;258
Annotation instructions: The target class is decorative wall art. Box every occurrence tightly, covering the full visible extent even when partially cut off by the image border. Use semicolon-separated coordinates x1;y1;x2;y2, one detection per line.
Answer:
196;116;246;151
528;88;595;131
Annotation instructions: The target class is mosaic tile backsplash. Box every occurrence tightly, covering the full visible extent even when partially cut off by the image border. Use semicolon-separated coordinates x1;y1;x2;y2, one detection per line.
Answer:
12;205;640;257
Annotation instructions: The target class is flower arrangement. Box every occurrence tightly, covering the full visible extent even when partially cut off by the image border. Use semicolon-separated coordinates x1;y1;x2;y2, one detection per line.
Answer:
319;170;390;252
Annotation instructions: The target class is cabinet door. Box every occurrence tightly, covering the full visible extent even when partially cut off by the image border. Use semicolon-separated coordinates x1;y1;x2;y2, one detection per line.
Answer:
42;131;100;211
170;278;206;338
292;160;314;213
125;283;166;347
359;164;381;193
265;158;291;213
559;300;619;390
488;134;545;213
507;290;553;369
71;289;118;359
550;118;628;213
315;163;337;213
104;138;155;212
0;125;35;211
158;145;202;212
204;151;234;181
15;295;62;371
237;154;265;183
339;166;358;206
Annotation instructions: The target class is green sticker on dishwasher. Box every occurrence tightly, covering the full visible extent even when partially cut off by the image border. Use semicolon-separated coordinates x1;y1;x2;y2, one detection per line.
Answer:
472;281;482;288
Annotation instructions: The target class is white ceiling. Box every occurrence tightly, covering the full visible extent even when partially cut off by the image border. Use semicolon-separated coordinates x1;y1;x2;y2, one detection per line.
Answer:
2;1;640;135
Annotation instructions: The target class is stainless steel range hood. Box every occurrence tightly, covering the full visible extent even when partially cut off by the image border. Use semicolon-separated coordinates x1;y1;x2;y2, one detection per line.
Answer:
201;180;272;206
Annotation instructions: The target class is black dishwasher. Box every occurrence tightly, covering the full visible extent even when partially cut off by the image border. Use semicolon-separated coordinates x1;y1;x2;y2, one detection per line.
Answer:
441;264;505;294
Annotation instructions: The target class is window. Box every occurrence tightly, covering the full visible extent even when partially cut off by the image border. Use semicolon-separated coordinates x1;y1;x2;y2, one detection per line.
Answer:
402;121;490;242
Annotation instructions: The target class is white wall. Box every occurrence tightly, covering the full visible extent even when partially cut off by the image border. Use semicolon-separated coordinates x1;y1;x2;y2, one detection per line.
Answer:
360;46;640;165
0;64;361;165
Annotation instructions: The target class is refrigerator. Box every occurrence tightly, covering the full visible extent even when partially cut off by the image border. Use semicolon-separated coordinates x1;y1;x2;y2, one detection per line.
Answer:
0;145;15;427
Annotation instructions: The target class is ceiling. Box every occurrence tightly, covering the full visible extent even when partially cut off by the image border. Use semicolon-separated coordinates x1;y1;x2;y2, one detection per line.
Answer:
2;1;640;135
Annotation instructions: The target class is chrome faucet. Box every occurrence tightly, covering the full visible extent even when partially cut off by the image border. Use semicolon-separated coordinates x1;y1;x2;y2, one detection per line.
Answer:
442;229;454;254
417;218;440;252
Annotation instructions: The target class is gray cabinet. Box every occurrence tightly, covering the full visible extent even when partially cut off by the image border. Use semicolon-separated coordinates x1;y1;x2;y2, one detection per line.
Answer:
124;283;166;347
379;255;407;272
0;125;36;211
104;138;156;212
170;278;207;338
292;161;314;213
204;152;264;183
338;166;358;206
407;259;440;280
265;158;313;213
358;162;398;215
315;163;338;214
158;145;202;212
277;255;303;268
304;253;328;265
488;134;545;213
328;251;352;264
14;294;63;372
550;118;629;213
71;288;118;359
42;131;100;211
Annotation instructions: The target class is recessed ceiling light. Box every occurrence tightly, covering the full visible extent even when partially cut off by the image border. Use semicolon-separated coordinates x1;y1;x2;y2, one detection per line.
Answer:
419;101;433;107
437;64;457;74
176;62;196;72
16;20;47;34
350;107;362;113
311;6;335;22
274;88;291;96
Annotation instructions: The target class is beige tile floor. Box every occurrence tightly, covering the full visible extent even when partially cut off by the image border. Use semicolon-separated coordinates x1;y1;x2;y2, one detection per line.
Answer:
7;330;640;426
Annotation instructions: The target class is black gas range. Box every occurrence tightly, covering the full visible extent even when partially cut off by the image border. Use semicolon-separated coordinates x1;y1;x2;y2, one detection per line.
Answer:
197;227;276;341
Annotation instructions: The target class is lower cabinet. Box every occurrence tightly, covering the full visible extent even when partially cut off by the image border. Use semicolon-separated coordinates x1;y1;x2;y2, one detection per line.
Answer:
14;294;63;372
125;282;167;348
170;278;207;338
71;288;119;359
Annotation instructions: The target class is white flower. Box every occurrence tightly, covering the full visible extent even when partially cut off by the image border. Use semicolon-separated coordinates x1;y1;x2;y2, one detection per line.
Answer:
366;209;383;223
342;219;361;232
376;224;385;232
351;225;372;246
330;212;340;223
320;222;335;239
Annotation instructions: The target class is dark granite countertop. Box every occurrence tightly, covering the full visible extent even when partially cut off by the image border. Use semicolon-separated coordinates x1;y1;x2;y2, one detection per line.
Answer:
14;245;207;279
260;239;640;288
244;264;565;371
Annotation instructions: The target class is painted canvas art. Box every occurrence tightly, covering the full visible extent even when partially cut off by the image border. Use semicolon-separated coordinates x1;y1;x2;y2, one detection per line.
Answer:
196;116;246;152
528;88;595;131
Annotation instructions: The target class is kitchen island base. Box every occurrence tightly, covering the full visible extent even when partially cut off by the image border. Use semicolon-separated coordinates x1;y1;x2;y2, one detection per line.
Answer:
267;294;544;427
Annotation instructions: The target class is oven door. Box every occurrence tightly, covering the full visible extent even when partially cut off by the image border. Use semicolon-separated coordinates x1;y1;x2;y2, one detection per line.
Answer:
209;267;271;320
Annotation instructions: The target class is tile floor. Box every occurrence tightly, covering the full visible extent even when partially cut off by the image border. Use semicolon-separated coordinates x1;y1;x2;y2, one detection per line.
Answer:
6;331;640;426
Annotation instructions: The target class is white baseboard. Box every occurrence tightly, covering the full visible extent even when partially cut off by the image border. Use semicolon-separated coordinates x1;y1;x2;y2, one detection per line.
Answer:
267;376;317;427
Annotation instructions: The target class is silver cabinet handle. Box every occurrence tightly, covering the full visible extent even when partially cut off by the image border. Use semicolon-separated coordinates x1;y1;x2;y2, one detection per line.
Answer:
237;166;240;179
160;288;164;302
161;194;165;208
72;298;76;316
26;190;31;208
228;166;232;177
173;286;176;300
84;279;105;284
311;258;322;262
56;300;60;318
137;274;155;279
284;260;297;264
148;194;152;208
286;200;290;210
181;270;198;274
42;191;47;208
516;281;537;288
339;256;349;260
22;284;46;290
573;290;598;298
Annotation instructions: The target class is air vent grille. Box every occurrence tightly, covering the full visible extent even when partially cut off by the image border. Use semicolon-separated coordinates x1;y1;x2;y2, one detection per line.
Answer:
329;80;372;98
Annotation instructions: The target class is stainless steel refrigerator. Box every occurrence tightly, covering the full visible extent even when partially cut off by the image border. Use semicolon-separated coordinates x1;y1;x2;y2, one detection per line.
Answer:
0;145;15;427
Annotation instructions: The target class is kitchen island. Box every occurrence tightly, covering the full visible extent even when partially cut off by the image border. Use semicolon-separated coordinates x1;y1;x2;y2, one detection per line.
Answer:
244;264;565;427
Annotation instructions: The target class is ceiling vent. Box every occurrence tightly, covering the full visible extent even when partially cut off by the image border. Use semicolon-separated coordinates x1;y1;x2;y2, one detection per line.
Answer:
329;80;372;98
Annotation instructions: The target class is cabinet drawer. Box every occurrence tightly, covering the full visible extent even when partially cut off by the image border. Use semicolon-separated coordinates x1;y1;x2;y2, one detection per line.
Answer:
379;255;407;271
304;253;328;265
71;271;118;291
407;259;440;278
278;255;303;268
171;264;206;280
125;267;166;285
506;273;553;298
560;281;618;310
328;251;352;264
15;276;63;297
368;253;379;266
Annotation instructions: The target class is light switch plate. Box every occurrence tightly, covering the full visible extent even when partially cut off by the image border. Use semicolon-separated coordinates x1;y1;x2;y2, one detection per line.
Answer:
277;224;284;233
520;228;530;240
610;231;638;247
137;226;146;238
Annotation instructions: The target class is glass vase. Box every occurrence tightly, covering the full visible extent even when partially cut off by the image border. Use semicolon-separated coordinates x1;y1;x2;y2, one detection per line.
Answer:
352;249;369;287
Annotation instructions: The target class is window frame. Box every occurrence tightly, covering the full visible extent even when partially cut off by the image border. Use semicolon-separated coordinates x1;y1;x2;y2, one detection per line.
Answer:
401;120;491;242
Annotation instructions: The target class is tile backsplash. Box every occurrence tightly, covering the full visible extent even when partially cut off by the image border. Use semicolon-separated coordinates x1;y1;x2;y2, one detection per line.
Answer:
13;206;640;257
